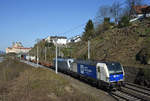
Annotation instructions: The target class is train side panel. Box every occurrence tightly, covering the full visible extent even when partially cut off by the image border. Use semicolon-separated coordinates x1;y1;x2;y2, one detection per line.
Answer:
77;63;97;79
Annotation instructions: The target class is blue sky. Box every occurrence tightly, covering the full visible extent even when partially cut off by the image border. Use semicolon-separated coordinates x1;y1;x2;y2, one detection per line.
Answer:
0;0;149;51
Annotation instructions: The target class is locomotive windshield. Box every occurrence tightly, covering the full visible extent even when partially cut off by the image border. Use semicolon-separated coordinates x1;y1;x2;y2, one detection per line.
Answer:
106;63;123;74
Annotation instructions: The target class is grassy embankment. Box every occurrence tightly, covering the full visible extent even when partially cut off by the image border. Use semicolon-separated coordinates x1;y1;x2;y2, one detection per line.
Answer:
0;58;98;101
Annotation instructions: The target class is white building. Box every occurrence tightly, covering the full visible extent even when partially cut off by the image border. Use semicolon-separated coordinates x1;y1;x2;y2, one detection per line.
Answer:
67;35;81;43
6;42;31;54
45;36;67;45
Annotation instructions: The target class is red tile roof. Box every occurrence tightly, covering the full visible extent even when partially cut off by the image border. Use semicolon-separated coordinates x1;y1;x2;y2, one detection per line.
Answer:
133;5;149;14
14;47;31;49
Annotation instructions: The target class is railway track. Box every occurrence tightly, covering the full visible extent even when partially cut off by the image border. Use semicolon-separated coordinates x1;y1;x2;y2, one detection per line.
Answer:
110;82;150;101
110;90;141;101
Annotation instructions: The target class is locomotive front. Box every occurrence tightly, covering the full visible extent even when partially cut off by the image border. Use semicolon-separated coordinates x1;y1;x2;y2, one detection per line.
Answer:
106;62;125;89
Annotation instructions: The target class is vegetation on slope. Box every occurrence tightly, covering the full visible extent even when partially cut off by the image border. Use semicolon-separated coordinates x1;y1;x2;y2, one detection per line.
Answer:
29;40;56;63
70;18;150;67
29;18;150;67
28;0;150;67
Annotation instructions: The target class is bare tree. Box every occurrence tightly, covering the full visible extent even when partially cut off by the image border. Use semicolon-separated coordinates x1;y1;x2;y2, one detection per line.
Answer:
110;1;122;24
125;0;144;8
125;0;146;18
95;5;111;24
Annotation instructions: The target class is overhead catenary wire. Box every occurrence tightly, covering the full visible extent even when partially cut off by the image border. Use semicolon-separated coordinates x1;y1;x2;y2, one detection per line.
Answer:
61;18;102;38
61;23;86;37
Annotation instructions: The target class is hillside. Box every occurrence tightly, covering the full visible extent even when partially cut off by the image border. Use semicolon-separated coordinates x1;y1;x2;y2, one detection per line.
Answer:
70;18;150;67
26;18;150;88
29;18;150;67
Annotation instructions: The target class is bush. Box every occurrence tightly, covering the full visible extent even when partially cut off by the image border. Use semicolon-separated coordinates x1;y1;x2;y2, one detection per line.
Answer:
145;28;150;35
136;48;150;64
96;17;112;35
147;17;150;21
82;19;94;41
135;68;150;87
104;17;110;24
103;17;112;30
118;16;130;28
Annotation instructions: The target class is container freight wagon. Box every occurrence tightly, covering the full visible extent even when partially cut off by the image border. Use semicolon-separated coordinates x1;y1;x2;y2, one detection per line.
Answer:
21;55;26;60
53;58;74;73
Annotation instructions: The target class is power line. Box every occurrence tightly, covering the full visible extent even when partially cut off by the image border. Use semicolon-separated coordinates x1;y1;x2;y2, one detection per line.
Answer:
62;23;86;35
61;18;102;37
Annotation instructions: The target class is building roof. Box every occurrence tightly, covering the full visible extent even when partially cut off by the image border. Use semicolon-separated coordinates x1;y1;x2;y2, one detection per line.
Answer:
7;42;31;50
49;36;67;39
133;5;150;14
6;47;31;50
14;47;31;49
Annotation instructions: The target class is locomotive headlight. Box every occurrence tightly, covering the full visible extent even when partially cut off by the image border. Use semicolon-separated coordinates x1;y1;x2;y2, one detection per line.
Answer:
113;75;119;78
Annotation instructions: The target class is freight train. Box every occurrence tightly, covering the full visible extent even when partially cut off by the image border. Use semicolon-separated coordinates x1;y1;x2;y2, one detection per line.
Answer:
20;55;125;90
53;58;125;90
20;55;52;67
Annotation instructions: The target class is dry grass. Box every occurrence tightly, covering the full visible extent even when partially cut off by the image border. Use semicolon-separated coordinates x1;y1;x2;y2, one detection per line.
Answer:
0;58;98;101
70;19;150;67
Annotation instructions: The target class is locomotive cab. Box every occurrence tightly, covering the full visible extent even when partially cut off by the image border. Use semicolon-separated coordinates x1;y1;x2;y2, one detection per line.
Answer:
96;63;109;82
96;62;125;90
106;62;125;89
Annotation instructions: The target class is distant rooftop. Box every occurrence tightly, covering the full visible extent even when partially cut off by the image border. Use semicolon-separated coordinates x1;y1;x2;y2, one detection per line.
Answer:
133;5;150;14
48;36;67;39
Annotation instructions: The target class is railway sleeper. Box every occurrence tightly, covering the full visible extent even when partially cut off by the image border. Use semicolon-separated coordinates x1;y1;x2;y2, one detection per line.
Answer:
125;82;150;92
124;84;150;96
120;88;148;101
110;91;132;101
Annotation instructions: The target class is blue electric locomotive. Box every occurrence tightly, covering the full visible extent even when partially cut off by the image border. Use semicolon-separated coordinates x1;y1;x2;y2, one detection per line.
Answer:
54;58;125;90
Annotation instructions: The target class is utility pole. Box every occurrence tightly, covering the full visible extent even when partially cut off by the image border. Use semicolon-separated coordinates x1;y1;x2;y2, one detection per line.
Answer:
20;53;21;60
36;39;40;68
34;49;36;59
37;44;39;67
55;40;58;74
20;48;21;60
88;40;90;59
28;52;29;63
58;46;61;56
45;47;47;61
